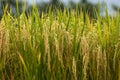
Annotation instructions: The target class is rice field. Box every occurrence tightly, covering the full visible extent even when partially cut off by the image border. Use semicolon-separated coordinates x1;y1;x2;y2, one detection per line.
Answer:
0;6;120;80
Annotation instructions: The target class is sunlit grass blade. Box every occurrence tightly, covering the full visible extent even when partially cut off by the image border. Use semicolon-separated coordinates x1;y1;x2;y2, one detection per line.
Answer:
18;52;31;80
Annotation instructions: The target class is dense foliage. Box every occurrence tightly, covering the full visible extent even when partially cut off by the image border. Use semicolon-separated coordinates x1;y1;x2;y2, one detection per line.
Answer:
0;6;120;80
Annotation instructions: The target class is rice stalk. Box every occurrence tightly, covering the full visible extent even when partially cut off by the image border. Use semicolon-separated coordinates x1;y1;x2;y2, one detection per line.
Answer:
72;56;77;80
81;36;89;80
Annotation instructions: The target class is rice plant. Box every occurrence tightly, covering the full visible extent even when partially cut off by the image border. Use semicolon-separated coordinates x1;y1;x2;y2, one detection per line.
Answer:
0;5;120;80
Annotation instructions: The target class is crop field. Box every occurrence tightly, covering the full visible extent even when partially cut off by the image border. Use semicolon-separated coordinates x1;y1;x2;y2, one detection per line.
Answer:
0;6;120;80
